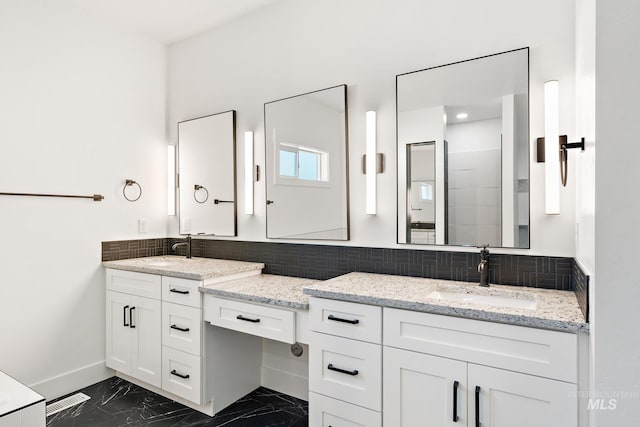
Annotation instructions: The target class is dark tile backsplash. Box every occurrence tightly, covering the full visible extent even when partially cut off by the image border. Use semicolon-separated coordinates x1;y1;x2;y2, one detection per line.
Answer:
573;260;590;322
102;238;574;291
101;238;168;261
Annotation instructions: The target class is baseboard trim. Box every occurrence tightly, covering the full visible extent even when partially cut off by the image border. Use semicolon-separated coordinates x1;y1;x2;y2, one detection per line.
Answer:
261;366;309;401
29;361;113;401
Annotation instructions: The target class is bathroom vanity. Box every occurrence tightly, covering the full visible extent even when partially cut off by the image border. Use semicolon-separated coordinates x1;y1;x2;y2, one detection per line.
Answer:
103;256;266;415
103;256;315;416
303;273;586;427
103;257;587;425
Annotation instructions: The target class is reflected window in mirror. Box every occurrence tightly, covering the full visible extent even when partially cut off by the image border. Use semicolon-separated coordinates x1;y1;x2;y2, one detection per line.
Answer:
397;48;529;248
265;84;349;240
277;143;329;183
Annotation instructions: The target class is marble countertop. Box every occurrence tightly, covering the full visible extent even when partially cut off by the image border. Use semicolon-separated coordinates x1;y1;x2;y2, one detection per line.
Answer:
303;272;588;332
103;256;264;280
200;274;319;310
0;370;45;417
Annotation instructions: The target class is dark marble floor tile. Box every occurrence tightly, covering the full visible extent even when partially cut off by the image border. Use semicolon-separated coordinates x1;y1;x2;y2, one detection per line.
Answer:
47;377;308;427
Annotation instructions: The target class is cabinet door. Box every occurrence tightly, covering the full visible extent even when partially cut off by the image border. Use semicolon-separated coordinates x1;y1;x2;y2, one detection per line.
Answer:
106;291;131;374
468;364;576;427
309;392;381;427
130;296;162;388
384;346;467;427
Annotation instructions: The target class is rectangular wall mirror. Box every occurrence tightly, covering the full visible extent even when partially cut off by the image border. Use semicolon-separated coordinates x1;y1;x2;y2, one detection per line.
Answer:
264;84;349;240
178;110;237;236
397;48;530;248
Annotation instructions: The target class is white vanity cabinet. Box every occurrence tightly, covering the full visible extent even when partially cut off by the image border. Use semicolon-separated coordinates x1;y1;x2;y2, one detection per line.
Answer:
382;307;578;427
160;276;204;404
106;269;204;403
106;270;162;388
105;266;265;416
306;297;580;427
308;298;383;427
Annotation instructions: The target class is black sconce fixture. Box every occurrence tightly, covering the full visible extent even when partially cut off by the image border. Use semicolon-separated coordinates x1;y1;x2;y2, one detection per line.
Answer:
536;136;585;186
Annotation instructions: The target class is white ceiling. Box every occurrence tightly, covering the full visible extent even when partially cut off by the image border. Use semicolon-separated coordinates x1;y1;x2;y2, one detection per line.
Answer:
63;0;284;44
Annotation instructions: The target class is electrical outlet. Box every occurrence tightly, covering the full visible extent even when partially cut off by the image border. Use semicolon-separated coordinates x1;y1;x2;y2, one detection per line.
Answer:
183;218;191;233
138;218;148;234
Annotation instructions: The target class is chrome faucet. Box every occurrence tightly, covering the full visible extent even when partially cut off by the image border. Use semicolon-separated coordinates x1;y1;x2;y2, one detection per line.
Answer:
477;244;490;287
172;235;192;259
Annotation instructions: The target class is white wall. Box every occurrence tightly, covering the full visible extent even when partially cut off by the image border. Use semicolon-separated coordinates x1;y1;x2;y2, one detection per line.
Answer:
168;0;577;256
0;1;166;398
575;0;596;275
594;1;640;425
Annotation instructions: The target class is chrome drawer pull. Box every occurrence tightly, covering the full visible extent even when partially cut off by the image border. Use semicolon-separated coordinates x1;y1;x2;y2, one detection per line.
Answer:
169;288;189;295
327;363;359;376
170;324;190;332
170;370;190;379
327;314;359;325
236;314;260;323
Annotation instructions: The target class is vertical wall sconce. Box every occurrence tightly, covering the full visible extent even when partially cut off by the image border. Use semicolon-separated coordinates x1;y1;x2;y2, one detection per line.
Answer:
544;80;560;215
244;131;254;215
365;111;377;215
537;80;585;215
167;145;176;216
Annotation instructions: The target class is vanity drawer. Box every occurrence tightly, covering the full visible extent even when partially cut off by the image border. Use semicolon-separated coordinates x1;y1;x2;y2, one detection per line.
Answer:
309;297;381;344
383;308;578;383
203;296;295;344
309;332;381;411
162;276;202;308
161;347;201;404
309;392;381;427
162;302;201;356
106;269;161;300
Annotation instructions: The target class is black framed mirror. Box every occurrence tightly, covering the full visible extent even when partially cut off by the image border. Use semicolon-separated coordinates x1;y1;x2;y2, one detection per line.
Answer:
178;110;237;236
264;85;349;240
397;48;530;248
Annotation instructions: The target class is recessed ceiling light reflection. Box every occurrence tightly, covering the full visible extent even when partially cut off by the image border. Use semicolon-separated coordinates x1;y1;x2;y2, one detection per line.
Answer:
456;113;468;120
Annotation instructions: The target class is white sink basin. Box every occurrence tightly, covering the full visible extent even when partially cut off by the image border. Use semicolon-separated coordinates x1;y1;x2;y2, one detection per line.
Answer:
427;290;537;310
134;256;192;267
147;261;174;267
